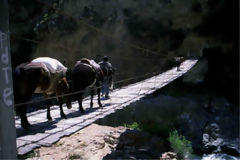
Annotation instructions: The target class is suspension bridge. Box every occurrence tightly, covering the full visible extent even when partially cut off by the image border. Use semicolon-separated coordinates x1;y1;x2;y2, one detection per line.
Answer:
15;59;198;156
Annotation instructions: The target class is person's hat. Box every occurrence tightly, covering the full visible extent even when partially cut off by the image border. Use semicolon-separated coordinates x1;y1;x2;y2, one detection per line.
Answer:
103;56;109;61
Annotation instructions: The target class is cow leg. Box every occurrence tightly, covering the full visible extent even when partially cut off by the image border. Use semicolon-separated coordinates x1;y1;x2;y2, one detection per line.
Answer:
78;93;84;113
58;97;66;119
90;89;94;108
96;83;102;108
44;95;52;121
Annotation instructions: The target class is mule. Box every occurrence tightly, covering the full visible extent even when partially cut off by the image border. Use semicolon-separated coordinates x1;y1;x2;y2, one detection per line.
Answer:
68;58;105;112
175;56;185;71
14;57;72;129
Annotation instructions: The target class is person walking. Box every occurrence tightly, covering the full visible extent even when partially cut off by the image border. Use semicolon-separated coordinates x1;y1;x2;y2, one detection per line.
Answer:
98;56;114;99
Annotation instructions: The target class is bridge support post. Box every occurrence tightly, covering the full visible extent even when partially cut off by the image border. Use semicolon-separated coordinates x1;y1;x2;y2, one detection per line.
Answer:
0;0;17;159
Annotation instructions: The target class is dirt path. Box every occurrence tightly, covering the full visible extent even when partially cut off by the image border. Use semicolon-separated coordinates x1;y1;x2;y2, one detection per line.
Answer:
27;124;126;160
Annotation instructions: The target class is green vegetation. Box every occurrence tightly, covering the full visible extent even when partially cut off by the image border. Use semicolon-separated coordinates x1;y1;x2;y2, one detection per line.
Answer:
53;142;64;147
19;150;40;159
68;153;82;160
124;122;141;131
123;121;173;138
123;122;193;159
168;130;193;159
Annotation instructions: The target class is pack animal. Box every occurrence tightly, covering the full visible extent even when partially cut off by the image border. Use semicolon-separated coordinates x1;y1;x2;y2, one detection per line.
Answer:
14;57;72;129
175;56;185;71
68;58;105;112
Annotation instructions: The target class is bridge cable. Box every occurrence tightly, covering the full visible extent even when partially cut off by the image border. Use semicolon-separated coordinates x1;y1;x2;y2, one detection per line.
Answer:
14;71;160;107
12;0;169;58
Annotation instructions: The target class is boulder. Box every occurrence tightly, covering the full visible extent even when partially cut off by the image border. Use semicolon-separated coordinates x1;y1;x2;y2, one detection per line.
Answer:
202;123;223;153
203;138;224;154
202;123;240;157
104;129;167;159
117;129;150;149
221;143;240;157
204;123;220;140
160;152;177;160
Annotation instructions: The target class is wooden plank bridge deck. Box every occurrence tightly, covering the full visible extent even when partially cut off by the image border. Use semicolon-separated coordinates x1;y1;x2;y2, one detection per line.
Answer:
15;59;198;155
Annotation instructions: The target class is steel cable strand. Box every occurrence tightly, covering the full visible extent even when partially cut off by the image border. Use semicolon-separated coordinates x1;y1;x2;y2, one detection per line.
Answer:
14;71;159;107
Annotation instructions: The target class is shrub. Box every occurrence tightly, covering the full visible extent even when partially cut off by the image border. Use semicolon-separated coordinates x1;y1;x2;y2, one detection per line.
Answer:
168;130;193;159
124;122;141;131
68;153;82;160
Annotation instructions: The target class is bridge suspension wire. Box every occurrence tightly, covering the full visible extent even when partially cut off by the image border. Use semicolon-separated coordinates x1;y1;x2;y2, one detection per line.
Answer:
12;0;168;58
14;71;160;107
11;34;166;62
11;34;166;66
